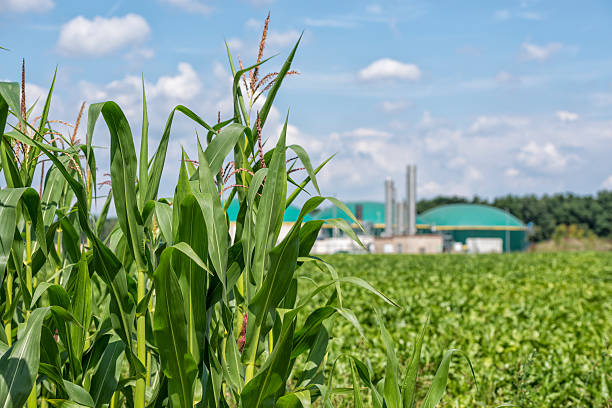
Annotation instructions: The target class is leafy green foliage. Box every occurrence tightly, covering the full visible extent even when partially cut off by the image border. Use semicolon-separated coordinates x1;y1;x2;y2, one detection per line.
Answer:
301;253;612;407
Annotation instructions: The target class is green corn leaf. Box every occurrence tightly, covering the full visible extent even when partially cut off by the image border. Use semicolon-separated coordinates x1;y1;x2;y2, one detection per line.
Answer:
291;307;335;359
174;194;210;365
0;307;50;408
94;101;147;271
402;317;428;408
250;35;302;136
89;340;125;408
154;200;173;245
350;358;364;408
204;122;246;173
276;390;311;408
95;190;113;237
195;139;228;285
41;160;68;226
288;144;320;194
146;105;214;204
0;135;23;188
69;254;92;376
5;122;142;378
47;401;92;408
0;82;24;142
240;317;296;408
153;248;198;408
139;77;149;212
244;221;300;363
251;116;288;287
171;154;192;242
421;349;476;408
86;102;103;201
26;68;57;184
377;310;400;408
295;325;328;387
63;380;95;407
338;276;399;307
0;187;47;288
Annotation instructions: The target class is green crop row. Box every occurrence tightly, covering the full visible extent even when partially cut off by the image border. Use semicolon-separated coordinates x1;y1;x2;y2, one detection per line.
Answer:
300;253;612;407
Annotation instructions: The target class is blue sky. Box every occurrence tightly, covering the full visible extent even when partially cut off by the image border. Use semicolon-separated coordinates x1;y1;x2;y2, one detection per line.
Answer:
2;0;612;205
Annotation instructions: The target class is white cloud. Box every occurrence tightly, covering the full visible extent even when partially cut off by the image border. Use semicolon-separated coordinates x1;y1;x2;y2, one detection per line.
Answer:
267;30;301;48
304;18;356;28
380;100;408;112
359;58;421;81
0;0;54;12
470;115;529;133
160;0;211;14
495;71;520;84
330;128;391;140
58;14;151;56
602;175;612;190
517;141;572;173
245;18;261;30
226;38;244;51
521;42;562;61
419;111;434;128
505;168;519;177
80;62;202;118
153;62;201;100
495;9;542;20
556;110;579;122
494;9;511;20
366;4;382;14
126;48;155;60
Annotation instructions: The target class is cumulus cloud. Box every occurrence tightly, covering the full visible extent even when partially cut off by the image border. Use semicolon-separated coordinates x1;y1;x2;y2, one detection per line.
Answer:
556;110;579;122
470;115;529;133
58;14;151;56
330;127;391;140
494;9;511;20
521;42;562;61
359;58;421;81
160;0;212;14
267;30;301;48
80;62;202;117
0;0;54;12
517;141;572;173
505;168;519;177
495;71;520;84
226;38;244;51
380;100;408;113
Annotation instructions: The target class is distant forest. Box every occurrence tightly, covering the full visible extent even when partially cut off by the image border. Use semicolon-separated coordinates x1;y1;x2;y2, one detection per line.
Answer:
417;191;612;242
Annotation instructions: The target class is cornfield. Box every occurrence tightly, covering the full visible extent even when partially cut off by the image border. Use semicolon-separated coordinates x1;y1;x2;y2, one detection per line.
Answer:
0;18;470;408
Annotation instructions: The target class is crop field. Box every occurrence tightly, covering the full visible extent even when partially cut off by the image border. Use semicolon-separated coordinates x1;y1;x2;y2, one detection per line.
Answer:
299;252;612;407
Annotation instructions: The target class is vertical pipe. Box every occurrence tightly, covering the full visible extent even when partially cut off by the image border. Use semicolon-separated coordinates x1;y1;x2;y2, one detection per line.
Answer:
384;178;394;237
406;165;417;236
396;201;404;236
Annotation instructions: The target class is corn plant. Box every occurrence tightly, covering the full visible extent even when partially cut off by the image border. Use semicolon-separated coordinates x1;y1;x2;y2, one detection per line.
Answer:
0;17;470;408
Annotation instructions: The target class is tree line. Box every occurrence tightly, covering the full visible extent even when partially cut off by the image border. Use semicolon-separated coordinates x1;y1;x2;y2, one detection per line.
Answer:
417;192;612;242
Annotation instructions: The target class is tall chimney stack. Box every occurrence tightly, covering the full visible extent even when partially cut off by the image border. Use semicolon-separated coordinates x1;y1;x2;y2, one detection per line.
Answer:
384;178;394;237
406;164;417;235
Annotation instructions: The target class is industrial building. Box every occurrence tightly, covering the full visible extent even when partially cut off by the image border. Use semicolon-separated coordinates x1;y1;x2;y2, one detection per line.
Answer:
419;204;527;252
224;163;528;254
309;164;528;254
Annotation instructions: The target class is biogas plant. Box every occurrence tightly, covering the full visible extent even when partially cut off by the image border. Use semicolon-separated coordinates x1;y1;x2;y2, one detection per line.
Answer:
227;165;528;255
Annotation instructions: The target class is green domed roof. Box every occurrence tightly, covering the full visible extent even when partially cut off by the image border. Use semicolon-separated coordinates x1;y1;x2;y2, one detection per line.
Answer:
226;200;310;222
419;204;525;228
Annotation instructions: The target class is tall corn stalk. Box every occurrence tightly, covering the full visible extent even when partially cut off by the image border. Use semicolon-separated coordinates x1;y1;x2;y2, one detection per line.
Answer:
0;16;471;408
